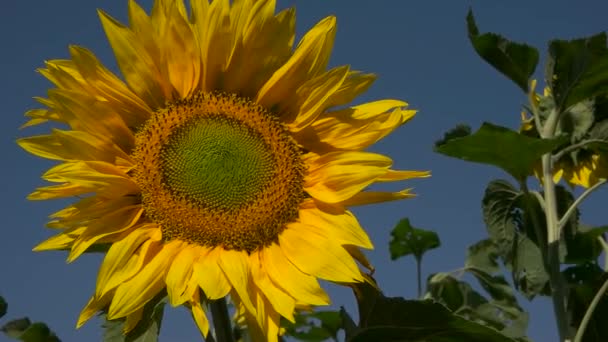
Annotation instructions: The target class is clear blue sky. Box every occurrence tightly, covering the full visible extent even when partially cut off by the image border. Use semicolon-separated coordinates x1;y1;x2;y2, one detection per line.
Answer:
2;1;608;341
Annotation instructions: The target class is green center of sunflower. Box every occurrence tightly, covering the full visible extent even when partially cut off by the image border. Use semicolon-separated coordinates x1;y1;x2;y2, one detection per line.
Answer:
161;116;275;210
133;93;305;252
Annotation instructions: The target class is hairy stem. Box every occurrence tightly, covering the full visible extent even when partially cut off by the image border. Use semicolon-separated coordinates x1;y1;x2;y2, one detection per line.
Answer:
210;298;234;342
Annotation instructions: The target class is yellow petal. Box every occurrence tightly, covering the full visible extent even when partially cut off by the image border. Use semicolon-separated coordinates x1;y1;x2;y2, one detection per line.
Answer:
32;227;86;252
299;206;372;249
305;151;392;203
95;225;158;297
190;293;210;337
279;222;363;283
193;248;231;300
376;169;431;182
325;71;376;108
263;243;329;305
68;45;151;127
77;291;112;328
17;129;130;163
108;240;182;319
166;244;199;306
256;16;336;110
69;205;144;262
99;9;168;108
340;188;416;207
218;249;255;315
287;65;349;131
250;251;295;322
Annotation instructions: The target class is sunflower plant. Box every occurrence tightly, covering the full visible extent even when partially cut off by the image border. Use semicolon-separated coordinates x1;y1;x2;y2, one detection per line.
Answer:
12;1;608;342
436;10;608;342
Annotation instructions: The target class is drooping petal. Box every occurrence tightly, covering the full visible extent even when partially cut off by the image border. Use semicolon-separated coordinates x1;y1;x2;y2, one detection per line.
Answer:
108;240;182;319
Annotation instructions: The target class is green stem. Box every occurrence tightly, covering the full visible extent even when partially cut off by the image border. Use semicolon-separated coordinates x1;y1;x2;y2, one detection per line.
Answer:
558;179;607;230
415;256;422;298
552;139;606;164
573;276;608;342
210;298;234;342
539;107;571;342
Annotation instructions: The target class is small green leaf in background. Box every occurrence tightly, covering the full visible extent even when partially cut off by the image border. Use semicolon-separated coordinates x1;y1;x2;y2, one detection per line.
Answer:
0;296;6;318
102;292;166;342
436;123;566;181
547;33;608;111
282;310;342;342
467;9;539;93
350;281;518;342
389;218;440;261
1;318;60;342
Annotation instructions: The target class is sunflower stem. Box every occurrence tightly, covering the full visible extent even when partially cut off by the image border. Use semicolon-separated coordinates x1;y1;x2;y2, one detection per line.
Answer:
541;107;571;342
415;255;422;298
210;298;234;342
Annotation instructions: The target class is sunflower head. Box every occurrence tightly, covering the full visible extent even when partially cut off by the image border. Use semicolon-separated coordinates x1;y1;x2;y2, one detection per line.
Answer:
521;81;608;188
19;0;428;340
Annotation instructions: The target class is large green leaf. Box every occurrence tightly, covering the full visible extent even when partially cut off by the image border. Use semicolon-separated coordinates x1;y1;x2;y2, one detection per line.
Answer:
1;318;60;342
436;123;565;181
466;10;539;93
102;293;166;342
546;33;608;111
350;281;517;342
389;218;440;261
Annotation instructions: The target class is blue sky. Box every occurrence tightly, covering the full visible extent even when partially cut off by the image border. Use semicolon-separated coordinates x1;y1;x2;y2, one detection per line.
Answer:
2;1;608;341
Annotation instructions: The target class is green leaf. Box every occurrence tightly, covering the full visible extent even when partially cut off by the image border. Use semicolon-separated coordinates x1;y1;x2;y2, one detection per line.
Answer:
466;10;539;93
436;123;566;181
339;307;357;342
426;273;486;313
546;33;608;111
350;281;517;342
511;235;549;298
467;268;519;309
565;225;608;264
282;310;342;342
465;239;500;274
564;263;608;342
102;293;166;342
389;218;440;261
482;180;519;258
482;180;549;298
435;124;471;148
1;318;60;342
0;296;6;319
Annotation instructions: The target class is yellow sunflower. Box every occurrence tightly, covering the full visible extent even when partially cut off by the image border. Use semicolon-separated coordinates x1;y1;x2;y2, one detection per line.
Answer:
18;0;428;340
521;81;608;189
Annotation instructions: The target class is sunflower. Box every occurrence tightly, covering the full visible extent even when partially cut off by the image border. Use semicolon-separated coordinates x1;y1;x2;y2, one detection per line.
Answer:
520;81;608;188
18;0;428;340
